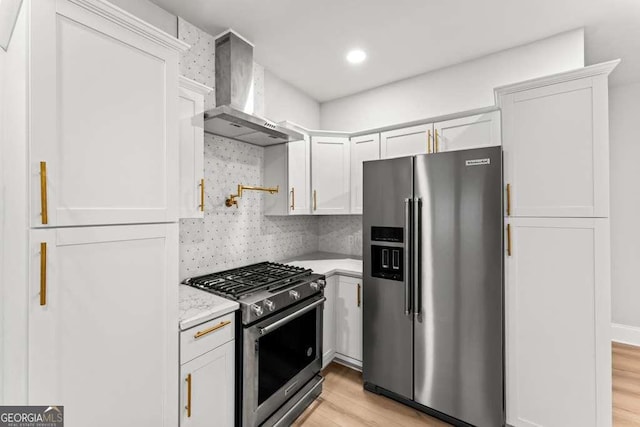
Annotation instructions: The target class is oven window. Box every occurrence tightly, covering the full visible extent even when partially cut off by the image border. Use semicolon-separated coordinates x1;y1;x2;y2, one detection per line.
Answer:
258;308;318;405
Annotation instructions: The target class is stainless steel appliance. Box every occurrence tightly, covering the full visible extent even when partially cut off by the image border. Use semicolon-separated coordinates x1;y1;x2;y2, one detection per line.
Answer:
363;147;504;427
185;262;325;427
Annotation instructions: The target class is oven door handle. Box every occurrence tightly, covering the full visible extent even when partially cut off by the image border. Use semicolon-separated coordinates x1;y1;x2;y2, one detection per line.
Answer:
259;297;326;336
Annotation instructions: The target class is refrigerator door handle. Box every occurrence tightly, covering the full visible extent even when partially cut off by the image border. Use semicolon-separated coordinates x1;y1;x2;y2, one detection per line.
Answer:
413;197;422;317
404;198;413;316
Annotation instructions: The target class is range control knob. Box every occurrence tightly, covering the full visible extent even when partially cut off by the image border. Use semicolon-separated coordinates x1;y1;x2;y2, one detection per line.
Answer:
251;304;264;317
289;290;300;300
317;279;326;287
310;282;319;291
264;299;276;312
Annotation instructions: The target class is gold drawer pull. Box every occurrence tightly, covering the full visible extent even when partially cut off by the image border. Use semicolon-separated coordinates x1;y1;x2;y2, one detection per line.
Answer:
435;130;440;153
40;242;47;306
357;283;361;307
40;162;48;224
199;178;205;212
194;320;231;339
290;187;295;211
185;373;192;417
506;183;511;216
313;190;317;211
427;129;432;153
507;224;512;256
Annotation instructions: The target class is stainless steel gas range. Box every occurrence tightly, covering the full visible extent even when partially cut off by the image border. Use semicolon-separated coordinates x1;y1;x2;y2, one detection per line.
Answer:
184;262;326;427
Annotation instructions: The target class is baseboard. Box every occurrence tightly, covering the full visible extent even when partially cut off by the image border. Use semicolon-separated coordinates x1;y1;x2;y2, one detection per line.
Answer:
612;323;640;347
333;353;362;371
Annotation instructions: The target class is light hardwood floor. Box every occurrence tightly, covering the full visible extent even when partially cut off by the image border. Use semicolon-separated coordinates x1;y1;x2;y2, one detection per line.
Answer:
295;342;640;426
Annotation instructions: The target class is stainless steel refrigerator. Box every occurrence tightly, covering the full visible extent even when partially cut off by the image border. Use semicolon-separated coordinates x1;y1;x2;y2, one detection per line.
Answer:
362;146;503;427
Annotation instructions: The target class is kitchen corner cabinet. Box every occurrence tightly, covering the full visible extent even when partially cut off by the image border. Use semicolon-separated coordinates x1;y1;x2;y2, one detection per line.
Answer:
322;276;338;369
311;136;351;214
350;134;381;214
433;110;500;153
505;217;611;427
380;124;431;159
28;224;179;426
179;76;212;219
180;314;235;427
23;0;185;227
264;135;312;215
335;276;363;366
498;65;615;218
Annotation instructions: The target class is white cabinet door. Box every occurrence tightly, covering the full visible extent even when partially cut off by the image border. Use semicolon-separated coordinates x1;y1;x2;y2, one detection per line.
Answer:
505;217;611;427
350;134;380;214
434;110;500;153
179;76;211;219
380;124;432;159
30;0;179;227
180;341;235;427
288;136;312;215
29;224;179;427
322;276;338;369
500;76;609;218
311;136;350;215
335;276;363;364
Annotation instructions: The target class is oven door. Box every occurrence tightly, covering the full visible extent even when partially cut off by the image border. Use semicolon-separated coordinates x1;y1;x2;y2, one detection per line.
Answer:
243;295;324;427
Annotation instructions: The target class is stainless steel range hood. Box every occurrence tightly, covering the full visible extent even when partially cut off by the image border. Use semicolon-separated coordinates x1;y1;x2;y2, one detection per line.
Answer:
203;30;303;146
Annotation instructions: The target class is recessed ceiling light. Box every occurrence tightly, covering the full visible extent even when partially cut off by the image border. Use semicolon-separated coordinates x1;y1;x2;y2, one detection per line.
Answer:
346;49;367;64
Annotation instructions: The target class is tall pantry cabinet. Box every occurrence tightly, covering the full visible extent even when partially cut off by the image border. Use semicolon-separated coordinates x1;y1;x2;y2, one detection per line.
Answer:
0;1;188;426
498;60;619;427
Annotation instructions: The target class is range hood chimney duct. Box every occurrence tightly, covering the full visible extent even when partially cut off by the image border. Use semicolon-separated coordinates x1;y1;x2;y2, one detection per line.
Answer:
203;30;303;146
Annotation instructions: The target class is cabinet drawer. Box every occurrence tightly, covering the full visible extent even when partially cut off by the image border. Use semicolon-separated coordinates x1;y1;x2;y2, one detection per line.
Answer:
181;313;235;364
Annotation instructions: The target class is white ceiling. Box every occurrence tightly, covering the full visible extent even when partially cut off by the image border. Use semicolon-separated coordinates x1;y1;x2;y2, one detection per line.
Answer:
150;0;640;102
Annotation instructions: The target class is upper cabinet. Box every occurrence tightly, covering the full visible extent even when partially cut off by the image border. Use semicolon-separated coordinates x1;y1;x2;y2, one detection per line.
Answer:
179;76;212;219
350;133;381;214
433;110;500;153
380;124;431;159
311;135;351;214
28;0;186;227
264;135;312;215
498;63;617;218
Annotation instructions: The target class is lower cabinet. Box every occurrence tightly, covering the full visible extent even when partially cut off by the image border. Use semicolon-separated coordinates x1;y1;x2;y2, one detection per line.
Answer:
322;276;337;369
334;275;363;366
180;314;236;427
505;217;611;427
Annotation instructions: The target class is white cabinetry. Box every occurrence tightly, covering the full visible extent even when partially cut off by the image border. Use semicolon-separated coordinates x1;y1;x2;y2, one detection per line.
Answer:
433;110;500;153
311;135;350;214
179;76;212;219
28;0;184;227
498;61;618;427
322;276;338;369
264;135;311;215
499;71;611;218
29;224;178;427
335;276;363;366
180;315;235;427
350;134;380;214
505;217;610;427
380;124;431;159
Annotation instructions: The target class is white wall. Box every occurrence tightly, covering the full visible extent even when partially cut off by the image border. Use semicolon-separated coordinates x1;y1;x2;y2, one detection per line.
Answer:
610;81;640;329
320;29;585;131
108;0;177;37
264;69;320;129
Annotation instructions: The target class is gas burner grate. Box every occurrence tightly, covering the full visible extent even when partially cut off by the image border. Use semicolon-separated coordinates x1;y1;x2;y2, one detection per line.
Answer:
185;262;312;299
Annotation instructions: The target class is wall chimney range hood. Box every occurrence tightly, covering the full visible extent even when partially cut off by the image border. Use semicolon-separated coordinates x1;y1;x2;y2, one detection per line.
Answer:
203;30;303;146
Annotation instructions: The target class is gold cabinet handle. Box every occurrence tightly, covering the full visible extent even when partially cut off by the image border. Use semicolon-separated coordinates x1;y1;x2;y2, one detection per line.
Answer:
185;373;192;417
435;130;440;153
507;224;512;256
40;242;47;306
427;129;432;154
313;190;317;211
199;178;205;212
290;187;295;211
194;320;231;339
506;183;511;216
357;283;361;307
40;162;48;224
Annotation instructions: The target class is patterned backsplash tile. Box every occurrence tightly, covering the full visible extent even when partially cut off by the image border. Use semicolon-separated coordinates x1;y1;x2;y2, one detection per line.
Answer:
318;216;363;256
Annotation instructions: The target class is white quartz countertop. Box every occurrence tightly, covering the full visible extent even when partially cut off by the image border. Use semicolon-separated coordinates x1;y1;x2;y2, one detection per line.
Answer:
179;285;239;331
283;252;363;278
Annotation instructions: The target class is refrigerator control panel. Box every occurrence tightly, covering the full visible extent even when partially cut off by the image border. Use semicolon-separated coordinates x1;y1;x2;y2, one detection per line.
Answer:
371;226;403;243
371;245;403;282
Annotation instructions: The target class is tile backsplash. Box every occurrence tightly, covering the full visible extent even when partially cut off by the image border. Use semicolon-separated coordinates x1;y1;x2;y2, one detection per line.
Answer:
177;18;362;279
